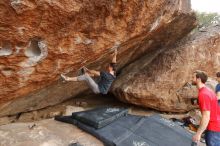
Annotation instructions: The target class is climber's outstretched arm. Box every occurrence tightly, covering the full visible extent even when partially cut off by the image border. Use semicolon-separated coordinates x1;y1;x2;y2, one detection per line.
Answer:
112;48;117;63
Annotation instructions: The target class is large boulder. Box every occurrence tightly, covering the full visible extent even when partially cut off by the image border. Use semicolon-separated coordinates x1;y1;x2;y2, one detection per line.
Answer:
0;0;196;117
112;26;220;112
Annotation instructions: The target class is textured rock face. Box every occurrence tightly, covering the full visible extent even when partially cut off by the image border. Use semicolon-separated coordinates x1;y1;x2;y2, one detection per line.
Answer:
0;119;103;146
0;0;196;116
112;26;220;112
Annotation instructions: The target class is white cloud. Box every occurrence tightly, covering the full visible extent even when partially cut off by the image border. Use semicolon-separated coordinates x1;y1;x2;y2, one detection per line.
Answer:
191;0;220;14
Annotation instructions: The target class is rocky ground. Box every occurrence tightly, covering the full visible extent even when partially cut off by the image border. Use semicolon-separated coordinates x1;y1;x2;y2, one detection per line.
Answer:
0;91;191;125
0;94;205;146
0;119;103;146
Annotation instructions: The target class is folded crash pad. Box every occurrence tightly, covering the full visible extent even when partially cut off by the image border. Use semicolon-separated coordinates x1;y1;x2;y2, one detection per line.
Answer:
71;107;128;129
76;114;193;146
55;114;193;146
55;114;142;146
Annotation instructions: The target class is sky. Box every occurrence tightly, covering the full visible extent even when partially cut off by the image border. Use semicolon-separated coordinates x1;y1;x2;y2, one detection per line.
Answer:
191;0;220;14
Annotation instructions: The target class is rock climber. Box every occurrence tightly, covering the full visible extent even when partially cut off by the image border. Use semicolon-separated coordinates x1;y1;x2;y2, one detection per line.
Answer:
61;49;117;95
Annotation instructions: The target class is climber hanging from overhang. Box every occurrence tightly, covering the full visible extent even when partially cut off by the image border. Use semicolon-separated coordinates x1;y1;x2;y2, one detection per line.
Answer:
61;48;118;95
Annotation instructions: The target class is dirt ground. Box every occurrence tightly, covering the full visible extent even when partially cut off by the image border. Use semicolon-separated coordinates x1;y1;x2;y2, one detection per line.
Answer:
0;93;205;146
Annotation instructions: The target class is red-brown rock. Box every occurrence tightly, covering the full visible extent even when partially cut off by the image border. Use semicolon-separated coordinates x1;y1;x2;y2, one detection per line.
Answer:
0;0;195;116
112;26;220;112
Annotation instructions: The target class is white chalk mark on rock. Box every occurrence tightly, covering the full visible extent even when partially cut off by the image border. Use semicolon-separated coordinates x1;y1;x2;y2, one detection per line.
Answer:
0;43;13;56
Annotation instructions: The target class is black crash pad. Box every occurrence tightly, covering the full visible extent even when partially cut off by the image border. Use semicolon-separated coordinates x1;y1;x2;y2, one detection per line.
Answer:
76;115;193;146
55;114;193;146
71;107;128;129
